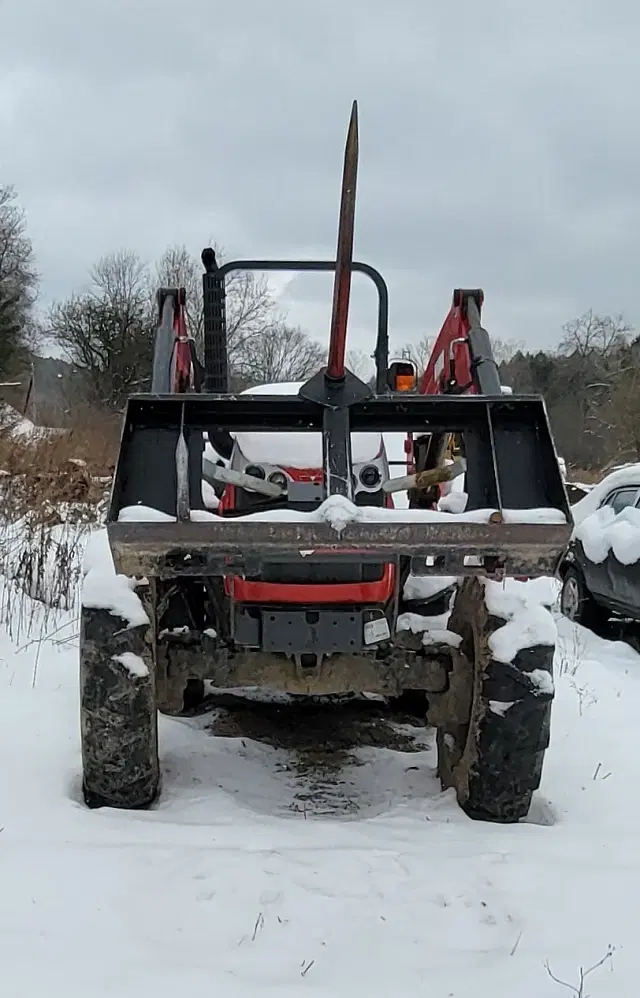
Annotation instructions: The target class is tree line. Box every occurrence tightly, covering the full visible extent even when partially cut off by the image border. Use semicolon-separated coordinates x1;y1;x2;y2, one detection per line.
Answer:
2;182;639;470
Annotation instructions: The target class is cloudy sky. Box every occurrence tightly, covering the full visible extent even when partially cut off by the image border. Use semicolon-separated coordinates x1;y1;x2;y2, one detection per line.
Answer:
2;0;639;360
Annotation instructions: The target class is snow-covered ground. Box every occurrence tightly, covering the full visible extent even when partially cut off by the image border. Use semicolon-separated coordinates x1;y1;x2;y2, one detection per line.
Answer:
1;571;638;996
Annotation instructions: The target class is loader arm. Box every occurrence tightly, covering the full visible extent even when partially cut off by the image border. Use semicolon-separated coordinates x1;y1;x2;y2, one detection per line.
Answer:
403;290;505;498
419;289;501;398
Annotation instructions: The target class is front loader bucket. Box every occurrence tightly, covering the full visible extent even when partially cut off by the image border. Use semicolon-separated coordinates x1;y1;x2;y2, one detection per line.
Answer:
107;391;572;580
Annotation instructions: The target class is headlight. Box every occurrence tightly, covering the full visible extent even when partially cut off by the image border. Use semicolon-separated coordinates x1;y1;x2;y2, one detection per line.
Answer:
268;471;288;490
245;464;265;479
359;464;382;489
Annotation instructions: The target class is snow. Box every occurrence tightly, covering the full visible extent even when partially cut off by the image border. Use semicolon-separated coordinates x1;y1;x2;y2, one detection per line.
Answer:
2;565;640;996
236;430;383;469
402;574;458;602
567;464;640;565
483;578;558;665
438;489;468;513
112;652;149;679
81;528;149;627
236;382;382;468
488;700;515;716
396;611;462;647
525;668;555;697
241;381;307;396
571;462;640;527
574;504;640;565
118;504;219;523
0;403;65;441
117;496;567;530
202;480;219;510
211;496;567;529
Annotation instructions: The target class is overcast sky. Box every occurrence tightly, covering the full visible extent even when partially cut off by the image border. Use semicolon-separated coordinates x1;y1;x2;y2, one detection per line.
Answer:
2;0;639;361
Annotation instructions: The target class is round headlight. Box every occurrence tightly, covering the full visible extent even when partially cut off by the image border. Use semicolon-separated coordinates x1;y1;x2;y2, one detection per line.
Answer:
359;464;382;489
245;464;265;479
268;471;288;490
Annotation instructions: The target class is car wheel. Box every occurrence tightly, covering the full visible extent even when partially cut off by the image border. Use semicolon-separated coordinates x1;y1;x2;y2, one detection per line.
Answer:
560;567;609;630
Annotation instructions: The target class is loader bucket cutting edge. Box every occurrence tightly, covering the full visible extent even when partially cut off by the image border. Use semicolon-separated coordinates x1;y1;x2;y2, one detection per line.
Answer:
107;390;572;580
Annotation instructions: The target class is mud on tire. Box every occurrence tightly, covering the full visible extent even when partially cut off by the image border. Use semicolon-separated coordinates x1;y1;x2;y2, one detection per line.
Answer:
80;605;159;809
438;577;554;823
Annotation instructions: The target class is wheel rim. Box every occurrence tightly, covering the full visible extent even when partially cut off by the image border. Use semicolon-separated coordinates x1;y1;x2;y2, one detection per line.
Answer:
562;575;580;619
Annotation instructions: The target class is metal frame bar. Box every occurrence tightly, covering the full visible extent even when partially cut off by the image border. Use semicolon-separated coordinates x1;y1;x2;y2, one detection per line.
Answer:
201;258;390;393
108;518;571;580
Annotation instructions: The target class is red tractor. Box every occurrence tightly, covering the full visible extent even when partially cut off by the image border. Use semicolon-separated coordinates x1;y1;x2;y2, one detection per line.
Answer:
81;102;571;822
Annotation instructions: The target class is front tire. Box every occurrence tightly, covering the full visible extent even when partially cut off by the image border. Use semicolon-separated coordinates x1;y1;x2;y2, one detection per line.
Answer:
438;577;554;823
80;606;159;809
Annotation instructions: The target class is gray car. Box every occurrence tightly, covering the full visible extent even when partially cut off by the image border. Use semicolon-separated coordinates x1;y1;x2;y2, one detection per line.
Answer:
559;472;640;628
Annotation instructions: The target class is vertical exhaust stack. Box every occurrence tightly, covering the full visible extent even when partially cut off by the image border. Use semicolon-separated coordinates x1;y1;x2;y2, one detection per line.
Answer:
201;247;229;393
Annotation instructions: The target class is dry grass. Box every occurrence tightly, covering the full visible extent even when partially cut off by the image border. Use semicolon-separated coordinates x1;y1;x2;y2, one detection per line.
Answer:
0;407;118;519
567;466;604;485
0;407;117;639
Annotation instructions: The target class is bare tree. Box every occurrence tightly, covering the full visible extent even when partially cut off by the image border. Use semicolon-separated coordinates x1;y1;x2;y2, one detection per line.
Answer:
554;311;635;461
0;185;38;377
491;336;525;365
346;348;374;382
595;361;640;461
399;333;522;373
154;244;275;374
48;251;154;409
398;335;433;373
559;310;632;363
154;244;204;342
235;322;325;387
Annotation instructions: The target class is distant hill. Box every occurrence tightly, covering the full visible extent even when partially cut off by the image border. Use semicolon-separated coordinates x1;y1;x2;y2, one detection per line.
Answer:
0;354;84;426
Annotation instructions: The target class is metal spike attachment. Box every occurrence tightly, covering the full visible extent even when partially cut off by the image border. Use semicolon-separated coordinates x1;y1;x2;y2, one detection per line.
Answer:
326;100;359;381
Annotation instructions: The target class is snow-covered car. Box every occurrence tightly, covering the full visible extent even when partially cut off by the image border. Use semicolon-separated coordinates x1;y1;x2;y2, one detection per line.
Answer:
558;464;640;628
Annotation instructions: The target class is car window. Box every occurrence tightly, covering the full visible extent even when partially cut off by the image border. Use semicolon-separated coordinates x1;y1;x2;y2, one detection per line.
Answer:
603;487;640;514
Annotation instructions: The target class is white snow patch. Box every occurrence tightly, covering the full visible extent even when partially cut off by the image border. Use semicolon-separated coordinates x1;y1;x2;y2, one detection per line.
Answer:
116;498;566;531
202;480;219;510
236;382;382;468
571;462;640;527
574;504;640;565
524;668;555;696
402;575;458;602
236;429;383;469
111;652;149;679
81;529;149;627
0;403;65;441
488;700;515;716
3;564;640;996
118;505;219;523
438;490;468;513
396;611;462;648
225;498;567;527
483;578;557;663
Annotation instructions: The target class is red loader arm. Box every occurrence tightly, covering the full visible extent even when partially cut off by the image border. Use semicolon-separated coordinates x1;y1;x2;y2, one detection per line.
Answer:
418;289;502;398
403;289;502;492
419;290;483;396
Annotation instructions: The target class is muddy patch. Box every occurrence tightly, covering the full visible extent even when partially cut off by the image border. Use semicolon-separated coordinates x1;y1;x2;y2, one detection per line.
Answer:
206;692;431;817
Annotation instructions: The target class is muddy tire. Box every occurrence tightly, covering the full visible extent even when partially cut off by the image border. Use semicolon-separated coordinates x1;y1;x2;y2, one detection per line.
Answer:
438;577;553;823
80;606;159;809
